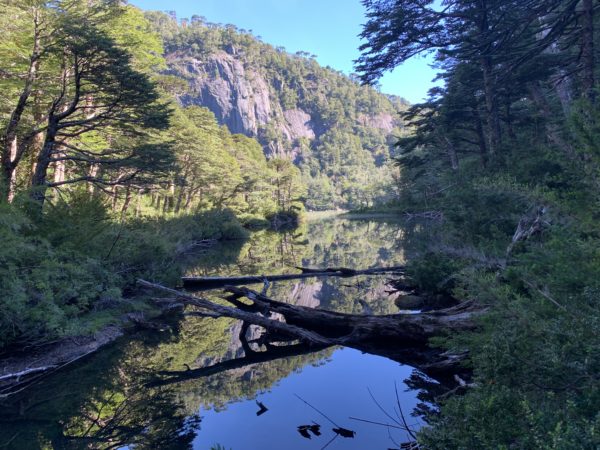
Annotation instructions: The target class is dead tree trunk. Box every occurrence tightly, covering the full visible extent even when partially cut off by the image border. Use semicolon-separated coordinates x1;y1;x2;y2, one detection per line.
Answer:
139;280;483;383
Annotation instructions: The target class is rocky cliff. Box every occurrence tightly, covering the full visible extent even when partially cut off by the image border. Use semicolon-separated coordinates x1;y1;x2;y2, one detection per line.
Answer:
151;13;409;209
170;51;403;161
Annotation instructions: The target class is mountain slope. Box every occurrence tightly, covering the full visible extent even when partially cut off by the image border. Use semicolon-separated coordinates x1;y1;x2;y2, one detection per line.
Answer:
146;12;409;210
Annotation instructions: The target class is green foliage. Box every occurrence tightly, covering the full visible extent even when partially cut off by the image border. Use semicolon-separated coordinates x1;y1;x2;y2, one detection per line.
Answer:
0;196;251;349
355;1;600;444
143;104;287;220
406;252;460;294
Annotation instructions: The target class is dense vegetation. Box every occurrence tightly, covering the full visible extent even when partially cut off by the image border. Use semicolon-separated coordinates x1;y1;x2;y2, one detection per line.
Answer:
358;0;600;448
145;11;409;209
4;0;598;448
0;0;408;350
0;1;306;350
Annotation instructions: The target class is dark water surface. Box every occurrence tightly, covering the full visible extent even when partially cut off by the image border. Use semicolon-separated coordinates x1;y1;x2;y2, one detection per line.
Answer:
0;216;427;450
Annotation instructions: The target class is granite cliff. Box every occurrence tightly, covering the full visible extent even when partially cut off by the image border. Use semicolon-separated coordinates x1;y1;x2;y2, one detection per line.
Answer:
149;12;409;209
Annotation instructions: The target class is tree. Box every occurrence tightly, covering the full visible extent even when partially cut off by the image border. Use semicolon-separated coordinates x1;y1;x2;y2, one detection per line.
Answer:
29;20;171;206
268;158;305;212
0;1;172;207
1;0;46;201
356;0;587;155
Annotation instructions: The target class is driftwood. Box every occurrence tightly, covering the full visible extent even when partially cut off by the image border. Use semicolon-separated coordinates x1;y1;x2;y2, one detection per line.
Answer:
0;366;57;382
139;279;482;382
181;266;405;289
506;206;549;257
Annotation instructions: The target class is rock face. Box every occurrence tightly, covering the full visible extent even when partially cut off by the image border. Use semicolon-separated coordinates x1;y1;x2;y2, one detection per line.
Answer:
178;52;270;136
168;50;401;162
282;109;315;141
174;51;313;160
358;113;396;133
288;281;322;308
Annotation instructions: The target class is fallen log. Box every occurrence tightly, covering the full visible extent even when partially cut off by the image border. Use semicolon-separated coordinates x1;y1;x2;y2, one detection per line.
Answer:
0;366;57;382
139;279;483;382
181;266;405;289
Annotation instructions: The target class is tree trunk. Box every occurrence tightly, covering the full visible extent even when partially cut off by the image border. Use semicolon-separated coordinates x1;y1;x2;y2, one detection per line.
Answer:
112;186;119;211
175;186;186;213
121;185;133;218
4;137;18;203
481;56;501;155
444;137;459;171
135;188;143;217
475;108;488;168
581;0;595;103
1;9;41;202
53;153;66;185
30;121;58;207
139;281;482;382
527;82;576;158
87;164;99;194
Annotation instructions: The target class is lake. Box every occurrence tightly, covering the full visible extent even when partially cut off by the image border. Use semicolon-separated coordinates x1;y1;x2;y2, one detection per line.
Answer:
0;216;430;450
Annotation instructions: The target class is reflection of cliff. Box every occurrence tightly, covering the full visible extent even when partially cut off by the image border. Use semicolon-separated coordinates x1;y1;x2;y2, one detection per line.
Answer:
288;281;322;308
0;318;334;448
188;218;405;279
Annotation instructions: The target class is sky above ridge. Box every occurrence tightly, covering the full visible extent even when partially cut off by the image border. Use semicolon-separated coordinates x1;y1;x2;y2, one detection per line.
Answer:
129;0;439;104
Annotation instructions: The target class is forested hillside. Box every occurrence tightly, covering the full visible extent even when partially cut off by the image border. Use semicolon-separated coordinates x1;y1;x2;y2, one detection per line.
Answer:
358;0;600;448
145;11;409;210
0;1;307;351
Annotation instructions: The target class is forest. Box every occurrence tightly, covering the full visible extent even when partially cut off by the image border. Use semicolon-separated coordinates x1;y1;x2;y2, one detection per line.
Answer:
357;0;600;447
0;0;599;449
146;10;409;210
0;1;314;352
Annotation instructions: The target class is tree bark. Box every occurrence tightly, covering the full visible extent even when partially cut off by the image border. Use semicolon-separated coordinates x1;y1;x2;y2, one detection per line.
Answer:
527;82;576;158
139;280;482;382
481;56;501;155
30;120;58;206
1;8;41;202
581;0;595;103
475;107;489;168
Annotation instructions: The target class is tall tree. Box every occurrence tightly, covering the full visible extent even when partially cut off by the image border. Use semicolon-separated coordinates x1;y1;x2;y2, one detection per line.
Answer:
0;1;45;201
29;20;171;206
356;0;585;155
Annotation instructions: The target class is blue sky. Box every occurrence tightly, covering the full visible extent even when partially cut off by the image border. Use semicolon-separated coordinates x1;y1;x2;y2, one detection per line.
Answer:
129;0;438;103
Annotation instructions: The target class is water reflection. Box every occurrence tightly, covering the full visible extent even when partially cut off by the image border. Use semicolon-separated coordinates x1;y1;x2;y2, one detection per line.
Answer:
0;217;430;450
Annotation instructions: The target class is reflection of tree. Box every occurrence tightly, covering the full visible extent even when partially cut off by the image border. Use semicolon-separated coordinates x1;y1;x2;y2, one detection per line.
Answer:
0;315;334;449
0;218;412;449
149;342;327;388
56;389;201;450
0;337;201;450
188;218;407;317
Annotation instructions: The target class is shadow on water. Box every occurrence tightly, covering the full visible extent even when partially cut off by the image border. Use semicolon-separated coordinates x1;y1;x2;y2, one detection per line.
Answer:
0;217;438;449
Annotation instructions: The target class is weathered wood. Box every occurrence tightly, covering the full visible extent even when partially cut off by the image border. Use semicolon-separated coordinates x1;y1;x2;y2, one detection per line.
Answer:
138;280;337;346
0;366;57;382
182;266;405;289
139;279;483;381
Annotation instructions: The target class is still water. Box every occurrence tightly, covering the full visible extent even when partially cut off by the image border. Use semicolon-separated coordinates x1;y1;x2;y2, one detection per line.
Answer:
0;216;427;449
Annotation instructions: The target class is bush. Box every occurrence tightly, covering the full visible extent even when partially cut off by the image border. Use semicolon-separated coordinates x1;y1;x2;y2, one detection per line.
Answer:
0;199;250;349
